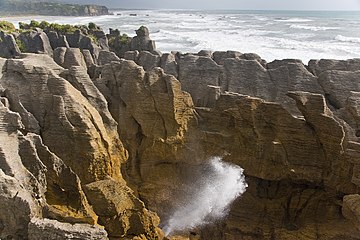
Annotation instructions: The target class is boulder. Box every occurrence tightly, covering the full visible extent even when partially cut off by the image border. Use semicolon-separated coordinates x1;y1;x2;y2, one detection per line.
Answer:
79;35;101;60
89;29;109;50
65;30;83;48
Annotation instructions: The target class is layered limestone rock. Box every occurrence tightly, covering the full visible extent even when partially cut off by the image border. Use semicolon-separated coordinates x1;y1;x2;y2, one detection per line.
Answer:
92;52;360;239
2;28;360;239
54;47;88;70
0;31;21;58
0;54;164;239
95;60;197;216
18;30;53;56
28;218;108;240
177;54;223;107
84;179;163;239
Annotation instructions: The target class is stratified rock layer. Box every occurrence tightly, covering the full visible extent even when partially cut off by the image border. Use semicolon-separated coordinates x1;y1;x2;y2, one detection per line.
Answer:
96;55;360;239
1;27;360;239
0;54;163;240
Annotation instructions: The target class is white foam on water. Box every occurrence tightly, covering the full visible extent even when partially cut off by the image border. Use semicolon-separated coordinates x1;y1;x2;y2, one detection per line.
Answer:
2;10;360;63
162;157;247;236
289;24;339;31
274;17;314;22
335;35;360;43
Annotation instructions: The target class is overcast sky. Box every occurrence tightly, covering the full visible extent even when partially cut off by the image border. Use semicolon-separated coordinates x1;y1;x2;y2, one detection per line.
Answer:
66;0;360;10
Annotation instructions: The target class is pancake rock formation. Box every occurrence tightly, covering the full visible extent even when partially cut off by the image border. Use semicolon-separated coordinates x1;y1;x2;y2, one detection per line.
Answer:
0;24;360;240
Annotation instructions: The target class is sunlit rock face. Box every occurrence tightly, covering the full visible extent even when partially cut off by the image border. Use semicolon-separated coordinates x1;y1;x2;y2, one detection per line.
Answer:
1;42;360;240
0;54;163;240
102;55;360;239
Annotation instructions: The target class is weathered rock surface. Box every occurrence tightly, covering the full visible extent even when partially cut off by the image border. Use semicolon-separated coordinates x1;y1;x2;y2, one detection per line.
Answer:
136;50;161;71
92;52;360;239
309;58;360;76
131;26;156;53
0;53;164;239
28;218;108;240
343;194;360;231
84;179;163;239
18;30;53;56
178;54;223;107
54;47;87;70
2;27;360;239
0;31;21;58
98;50;120;65
95;61;197;217
47;31;70;49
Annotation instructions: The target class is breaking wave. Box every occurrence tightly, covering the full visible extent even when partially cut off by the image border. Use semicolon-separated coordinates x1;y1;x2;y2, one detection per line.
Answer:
290;24;339;31
335;35;360;43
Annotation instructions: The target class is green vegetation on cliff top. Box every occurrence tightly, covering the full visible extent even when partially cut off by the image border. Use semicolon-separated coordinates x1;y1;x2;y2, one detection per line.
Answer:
0;0;109;16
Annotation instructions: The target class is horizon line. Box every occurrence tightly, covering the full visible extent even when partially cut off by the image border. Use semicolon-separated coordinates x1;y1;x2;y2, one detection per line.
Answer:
108;8;360;12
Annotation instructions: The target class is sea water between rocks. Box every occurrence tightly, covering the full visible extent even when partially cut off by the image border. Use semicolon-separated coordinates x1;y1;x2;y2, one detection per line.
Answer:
3;9;360;63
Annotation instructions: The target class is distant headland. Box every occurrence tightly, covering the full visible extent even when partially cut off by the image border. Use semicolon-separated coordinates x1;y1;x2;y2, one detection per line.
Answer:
0;0;109;16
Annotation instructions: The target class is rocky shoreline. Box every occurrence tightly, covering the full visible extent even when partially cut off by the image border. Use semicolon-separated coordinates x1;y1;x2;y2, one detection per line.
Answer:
1;22;360;239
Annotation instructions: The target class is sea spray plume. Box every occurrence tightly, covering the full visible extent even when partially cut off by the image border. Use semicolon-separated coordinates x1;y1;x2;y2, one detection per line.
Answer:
162;157;247;236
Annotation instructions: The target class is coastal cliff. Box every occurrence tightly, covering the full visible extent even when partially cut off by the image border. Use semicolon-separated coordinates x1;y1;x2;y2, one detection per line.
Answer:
1;22;360;239
0;0;109;16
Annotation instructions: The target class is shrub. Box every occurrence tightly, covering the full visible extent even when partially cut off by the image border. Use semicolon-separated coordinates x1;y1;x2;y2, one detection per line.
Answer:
88;22;96;30
0;20;15;32
15;38;26;52
119;33;129;44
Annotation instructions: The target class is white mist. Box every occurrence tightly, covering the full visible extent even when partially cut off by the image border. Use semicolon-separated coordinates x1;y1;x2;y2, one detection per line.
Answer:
162;157;248;236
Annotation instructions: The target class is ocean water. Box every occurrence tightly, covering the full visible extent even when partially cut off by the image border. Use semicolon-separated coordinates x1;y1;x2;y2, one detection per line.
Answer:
3;9;360;63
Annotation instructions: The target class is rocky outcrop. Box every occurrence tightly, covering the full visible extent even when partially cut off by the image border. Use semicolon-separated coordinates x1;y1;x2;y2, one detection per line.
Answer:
47;31;69;49
343;194;360;231
131;26;156;53
18;30;53;56
28;218;108;240
54;47;87;70
95;61;197;217
308;58;360;76
98;50;120;66
84;179;163;239
1;24;360;240
0;31;21;58
178;54;223;107
91;52;360;239
109;26;156;58
0;54;164;239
